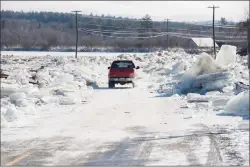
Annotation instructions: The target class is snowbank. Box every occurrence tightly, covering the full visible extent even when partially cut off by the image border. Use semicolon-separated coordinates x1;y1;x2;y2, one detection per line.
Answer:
223;90;249;117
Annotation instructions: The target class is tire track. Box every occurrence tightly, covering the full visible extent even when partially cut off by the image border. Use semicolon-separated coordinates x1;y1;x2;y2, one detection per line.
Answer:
164;133;202;165
206;134;223;166
136;141;153;165
84;137;154;166
196;124;223;166
84;137;131;166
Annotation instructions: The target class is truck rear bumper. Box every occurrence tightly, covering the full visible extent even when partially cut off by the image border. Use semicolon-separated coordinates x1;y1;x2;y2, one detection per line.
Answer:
109;77;134;82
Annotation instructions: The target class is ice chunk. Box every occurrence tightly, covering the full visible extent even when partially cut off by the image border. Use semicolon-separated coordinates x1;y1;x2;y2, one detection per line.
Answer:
216;45;237;67
171;60;188;74
9;93;28;107
186;53;226;76
56;74;74;83
9;92;26;102
7;69;31;84
1;86;19;98
36;68;52;86
187;93;209;103
194;72;232;90
234;81;249;95
3;106;18;122
223;90;249;117
59;97;76;105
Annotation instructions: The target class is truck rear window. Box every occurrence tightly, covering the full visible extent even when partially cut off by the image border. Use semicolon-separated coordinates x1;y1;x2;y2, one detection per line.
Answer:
111;61;135;69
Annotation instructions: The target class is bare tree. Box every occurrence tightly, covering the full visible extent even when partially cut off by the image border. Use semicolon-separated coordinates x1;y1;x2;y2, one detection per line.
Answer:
220;17;227;25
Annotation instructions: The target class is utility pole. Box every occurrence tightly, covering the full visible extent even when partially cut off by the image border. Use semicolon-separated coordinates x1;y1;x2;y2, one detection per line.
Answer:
165;19;171;50
71;10;81;58
248;2;250;69
208;5;219;58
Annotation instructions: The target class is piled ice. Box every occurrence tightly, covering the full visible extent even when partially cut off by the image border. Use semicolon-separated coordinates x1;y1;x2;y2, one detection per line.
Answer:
177;53;229;94
0;55;114;127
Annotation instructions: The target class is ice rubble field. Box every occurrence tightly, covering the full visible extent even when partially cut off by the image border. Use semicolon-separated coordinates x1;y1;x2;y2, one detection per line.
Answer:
0;46;249;165
1;46;249;128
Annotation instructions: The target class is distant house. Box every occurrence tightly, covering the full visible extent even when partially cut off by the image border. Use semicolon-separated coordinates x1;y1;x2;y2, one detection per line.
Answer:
169;36;219;50
191;38;219;49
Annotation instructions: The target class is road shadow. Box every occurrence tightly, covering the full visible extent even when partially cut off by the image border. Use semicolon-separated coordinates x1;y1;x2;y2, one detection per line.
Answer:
96;87;132;90
153;93;173;98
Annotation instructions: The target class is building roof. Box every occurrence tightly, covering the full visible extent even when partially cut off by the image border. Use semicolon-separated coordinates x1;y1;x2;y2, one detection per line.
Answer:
191;38;219;47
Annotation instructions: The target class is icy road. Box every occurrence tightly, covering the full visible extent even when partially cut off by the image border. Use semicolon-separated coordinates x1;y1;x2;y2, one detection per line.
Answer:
1;49;249;166
1;86;248;166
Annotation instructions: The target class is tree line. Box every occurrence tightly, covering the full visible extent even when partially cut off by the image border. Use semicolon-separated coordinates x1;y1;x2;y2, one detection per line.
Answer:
0;10;247;51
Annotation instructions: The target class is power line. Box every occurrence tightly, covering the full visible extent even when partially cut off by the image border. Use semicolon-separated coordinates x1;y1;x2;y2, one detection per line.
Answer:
78;28;246;39
78;26;246;36
79;23;246;32
79;29;206;38
79;14;153;22
79;28;246;40
71;10;81;58
208;5;219;58
79;29;168;38
78;30;246;41
185;22;241;28
78;28;151;34
78;27;248;44
88;32;169;39
78;28;202;37
78;15;245;29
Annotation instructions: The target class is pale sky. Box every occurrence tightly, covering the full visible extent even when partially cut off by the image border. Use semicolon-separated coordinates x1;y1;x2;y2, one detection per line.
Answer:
1;1;249;22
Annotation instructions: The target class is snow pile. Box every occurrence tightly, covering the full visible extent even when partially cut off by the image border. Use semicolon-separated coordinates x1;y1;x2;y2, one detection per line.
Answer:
222;90;249;117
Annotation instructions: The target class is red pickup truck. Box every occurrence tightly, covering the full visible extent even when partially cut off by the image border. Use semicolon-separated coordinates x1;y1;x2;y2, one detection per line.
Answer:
108;60;140;88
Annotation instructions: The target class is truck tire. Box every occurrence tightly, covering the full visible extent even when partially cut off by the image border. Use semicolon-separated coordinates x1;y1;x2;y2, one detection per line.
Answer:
132;82;135;88
108;81;115;88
